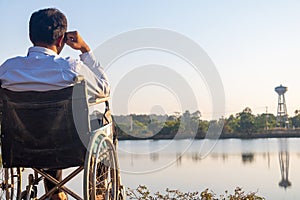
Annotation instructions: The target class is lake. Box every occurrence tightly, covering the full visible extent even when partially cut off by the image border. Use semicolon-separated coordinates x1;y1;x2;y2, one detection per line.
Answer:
118;138;300;200
19;138;300;199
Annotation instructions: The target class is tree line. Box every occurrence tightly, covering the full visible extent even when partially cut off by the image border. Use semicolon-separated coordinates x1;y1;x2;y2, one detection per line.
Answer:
113;107;300;139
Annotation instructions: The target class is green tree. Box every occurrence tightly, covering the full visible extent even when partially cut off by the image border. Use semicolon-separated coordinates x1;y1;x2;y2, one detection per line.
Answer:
267;113;277;129
147;119;164;135
237;107;256;134
180;110;192;135
255;113;276;131
291;113;300;128
223;114;239;133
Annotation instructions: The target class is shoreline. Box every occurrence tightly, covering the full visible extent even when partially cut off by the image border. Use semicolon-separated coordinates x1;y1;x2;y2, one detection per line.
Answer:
117;129;300;140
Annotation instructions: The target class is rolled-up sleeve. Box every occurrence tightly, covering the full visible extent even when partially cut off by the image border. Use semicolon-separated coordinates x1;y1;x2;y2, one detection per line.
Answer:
78;52;110;97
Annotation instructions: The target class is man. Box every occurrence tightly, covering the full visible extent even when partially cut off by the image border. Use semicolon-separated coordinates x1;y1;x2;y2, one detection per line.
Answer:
0;8;109;200
0;8;109;95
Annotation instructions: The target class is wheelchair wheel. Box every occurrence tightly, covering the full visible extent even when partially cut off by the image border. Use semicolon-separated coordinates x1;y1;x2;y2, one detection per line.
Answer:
84;132;119;200
0;168;22;200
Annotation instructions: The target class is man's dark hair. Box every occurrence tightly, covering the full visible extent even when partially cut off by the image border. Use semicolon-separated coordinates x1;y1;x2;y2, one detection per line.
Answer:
29;8;67;45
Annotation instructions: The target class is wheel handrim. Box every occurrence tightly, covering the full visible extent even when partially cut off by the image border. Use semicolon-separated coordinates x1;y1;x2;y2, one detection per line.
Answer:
92;138;117;200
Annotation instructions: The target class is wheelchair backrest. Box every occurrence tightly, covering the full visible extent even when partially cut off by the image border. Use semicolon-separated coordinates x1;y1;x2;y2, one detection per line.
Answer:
0;79;92;169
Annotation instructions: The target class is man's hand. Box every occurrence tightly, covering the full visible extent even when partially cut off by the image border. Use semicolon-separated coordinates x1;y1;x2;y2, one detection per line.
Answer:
64;31;91;53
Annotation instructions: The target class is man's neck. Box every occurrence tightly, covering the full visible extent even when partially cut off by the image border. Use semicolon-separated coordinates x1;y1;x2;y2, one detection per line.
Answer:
34;43;58;54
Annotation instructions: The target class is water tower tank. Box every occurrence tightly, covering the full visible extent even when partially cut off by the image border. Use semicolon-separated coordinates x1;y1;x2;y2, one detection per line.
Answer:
275;85;287;95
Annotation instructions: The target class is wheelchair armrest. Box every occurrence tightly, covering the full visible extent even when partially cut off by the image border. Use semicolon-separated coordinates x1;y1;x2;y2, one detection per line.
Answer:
74;75;110;107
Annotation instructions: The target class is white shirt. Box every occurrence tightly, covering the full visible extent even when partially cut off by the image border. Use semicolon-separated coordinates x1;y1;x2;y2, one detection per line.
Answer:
0;46;110;97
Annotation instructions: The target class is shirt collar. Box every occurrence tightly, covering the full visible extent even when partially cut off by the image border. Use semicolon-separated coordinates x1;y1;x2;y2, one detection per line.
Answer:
28;46;58;56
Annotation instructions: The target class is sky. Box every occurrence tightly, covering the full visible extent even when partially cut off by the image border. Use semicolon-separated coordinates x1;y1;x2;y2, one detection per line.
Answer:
1;0;300;119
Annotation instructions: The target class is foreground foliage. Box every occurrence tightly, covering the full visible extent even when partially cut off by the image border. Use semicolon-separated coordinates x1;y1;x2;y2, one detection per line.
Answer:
126;185;265;200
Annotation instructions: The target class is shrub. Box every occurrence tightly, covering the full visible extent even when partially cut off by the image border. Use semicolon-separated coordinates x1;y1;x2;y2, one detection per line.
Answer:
126;185;265;200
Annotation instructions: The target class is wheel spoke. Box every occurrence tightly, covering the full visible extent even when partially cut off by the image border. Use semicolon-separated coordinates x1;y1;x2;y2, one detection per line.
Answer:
84;134;119;200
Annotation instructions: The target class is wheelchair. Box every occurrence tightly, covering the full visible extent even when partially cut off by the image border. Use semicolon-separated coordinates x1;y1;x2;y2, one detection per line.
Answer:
0;76;125;200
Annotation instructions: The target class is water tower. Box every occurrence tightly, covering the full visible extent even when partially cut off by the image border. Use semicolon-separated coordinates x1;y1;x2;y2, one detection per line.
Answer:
275;85;288;128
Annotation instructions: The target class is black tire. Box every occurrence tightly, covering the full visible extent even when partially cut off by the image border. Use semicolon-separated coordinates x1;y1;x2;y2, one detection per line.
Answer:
84;130;119;200
0;168;22;200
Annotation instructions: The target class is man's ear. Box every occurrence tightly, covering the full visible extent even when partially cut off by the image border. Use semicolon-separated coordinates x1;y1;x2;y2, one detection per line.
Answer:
56;35;64;47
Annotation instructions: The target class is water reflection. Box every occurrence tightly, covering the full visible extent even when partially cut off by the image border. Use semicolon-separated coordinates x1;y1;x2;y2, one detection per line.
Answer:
241;153;255;164
191;153;202;162
150;153;159;161
176;153;182;166
278;139;291;189
118;139;300;199
121;149;288;169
